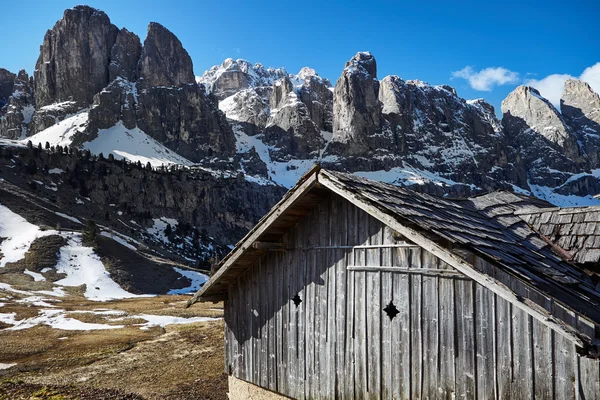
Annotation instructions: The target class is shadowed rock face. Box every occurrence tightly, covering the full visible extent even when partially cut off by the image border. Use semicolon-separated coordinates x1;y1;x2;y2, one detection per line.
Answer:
502;85;583;187
109;28;142;82
331;52;381;155
137;22;195;89
34;6;119;107
0;70;35;139
0;68;16;105
561;79;600;167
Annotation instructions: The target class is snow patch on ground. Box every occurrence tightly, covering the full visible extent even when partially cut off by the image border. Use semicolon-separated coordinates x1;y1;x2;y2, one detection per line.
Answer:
100;231;137;251
147;217;179;244
120;314;219;330
24;269;46;282
168;268;209;295
24;111;88;147
84;122;193;167
0;363;16;370
54;234;152;301
0;309;124;331
0;204;56;268
55;212;82;224
530;184;600;207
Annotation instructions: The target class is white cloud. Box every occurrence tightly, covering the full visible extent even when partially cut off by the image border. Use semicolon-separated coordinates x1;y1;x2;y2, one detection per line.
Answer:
452;66;520;91
524;74;573;108
525;62;600;108
580;63;600;94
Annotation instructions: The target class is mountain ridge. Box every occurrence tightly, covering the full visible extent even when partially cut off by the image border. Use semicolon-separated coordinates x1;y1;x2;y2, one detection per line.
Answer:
1;5;600;207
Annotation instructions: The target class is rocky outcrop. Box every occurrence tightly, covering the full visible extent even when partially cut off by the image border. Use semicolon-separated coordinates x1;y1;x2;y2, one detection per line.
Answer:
199;58;287;101
294;67;333;132
377;76;517;189
330;52;381;155
109;28;142;82
561;79;600;167
262;77;324;160
34;6;118;107
136;85;236;162
502;86;583;187
137;22;195;89
0;70;35;139
0;69;16;107
85;78;138;138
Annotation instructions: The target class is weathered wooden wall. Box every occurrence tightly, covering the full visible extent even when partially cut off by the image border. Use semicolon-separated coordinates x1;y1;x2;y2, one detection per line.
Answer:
224;194;600;399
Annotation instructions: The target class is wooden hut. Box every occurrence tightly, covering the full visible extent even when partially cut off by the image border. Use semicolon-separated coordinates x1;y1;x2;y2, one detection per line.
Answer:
189;166;600;399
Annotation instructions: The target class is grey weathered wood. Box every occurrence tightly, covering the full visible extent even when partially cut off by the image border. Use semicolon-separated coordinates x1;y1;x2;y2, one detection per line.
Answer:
579;356;600;400
455;278;475;399
496;292;514;399
422;250;439;399
511;307;533;399
221;194;600;400
366;216;382;399
476;282;495;400
346;265;465;276
410;247;423;400
533;320;554;399
554;332;577;399
438;274;456;399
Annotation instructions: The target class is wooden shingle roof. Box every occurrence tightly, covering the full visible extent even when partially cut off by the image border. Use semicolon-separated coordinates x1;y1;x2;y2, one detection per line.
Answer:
517;206;600;265
322;171;600;324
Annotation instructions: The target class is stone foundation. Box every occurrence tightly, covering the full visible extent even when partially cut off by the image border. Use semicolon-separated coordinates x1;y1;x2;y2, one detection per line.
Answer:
228;375;290;400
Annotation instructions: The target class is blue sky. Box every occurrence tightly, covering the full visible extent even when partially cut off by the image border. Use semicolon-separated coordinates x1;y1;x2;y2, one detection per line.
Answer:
2;0;598;114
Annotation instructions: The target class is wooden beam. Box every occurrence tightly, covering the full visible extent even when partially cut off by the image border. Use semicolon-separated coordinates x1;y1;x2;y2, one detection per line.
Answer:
346;265;466;277
252;241;288;251
318;170;588;348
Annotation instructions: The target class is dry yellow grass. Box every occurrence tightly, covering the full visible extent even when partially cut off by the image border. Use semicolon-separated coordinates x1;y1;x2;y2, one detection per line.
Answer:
0;294;226;399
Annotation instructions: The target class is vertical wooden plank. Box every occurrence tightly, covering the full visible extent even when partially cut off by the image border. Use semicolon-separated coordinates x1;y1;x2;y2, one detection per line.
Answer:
251;261;259;384
533;320;554;399
393;267;411;400
268;253;277;391
380;226;394;400
354;269;367;398
511;307;533;399
496;294;514;399
554;332;577;399
381;270;392;400
454;278;475;399
410;247;423;400
287;227;298;398
354;207;368;398
260;258;268;390
305;253;316;398
438;275;456;399
345;202;357;400
422;251;439;399
335;197;347;400
366;216;382;399
297;222;307;400
579;356;600;400
476;282;495;400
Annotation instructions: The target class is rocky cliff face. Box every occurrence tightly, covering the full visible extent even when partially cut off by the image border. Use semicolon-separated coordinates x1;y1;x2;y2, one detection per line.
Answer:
0;70;34;139
330;52;381;156
137;23;195;89
561;79;600;168
502;86;583;187
34;6;119;108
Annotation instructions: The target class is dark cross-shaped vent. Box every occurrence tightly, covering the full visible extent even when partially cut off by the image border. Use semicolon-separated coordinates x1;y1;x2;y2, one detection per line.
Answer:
383;301;399;320
292;294;302;307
